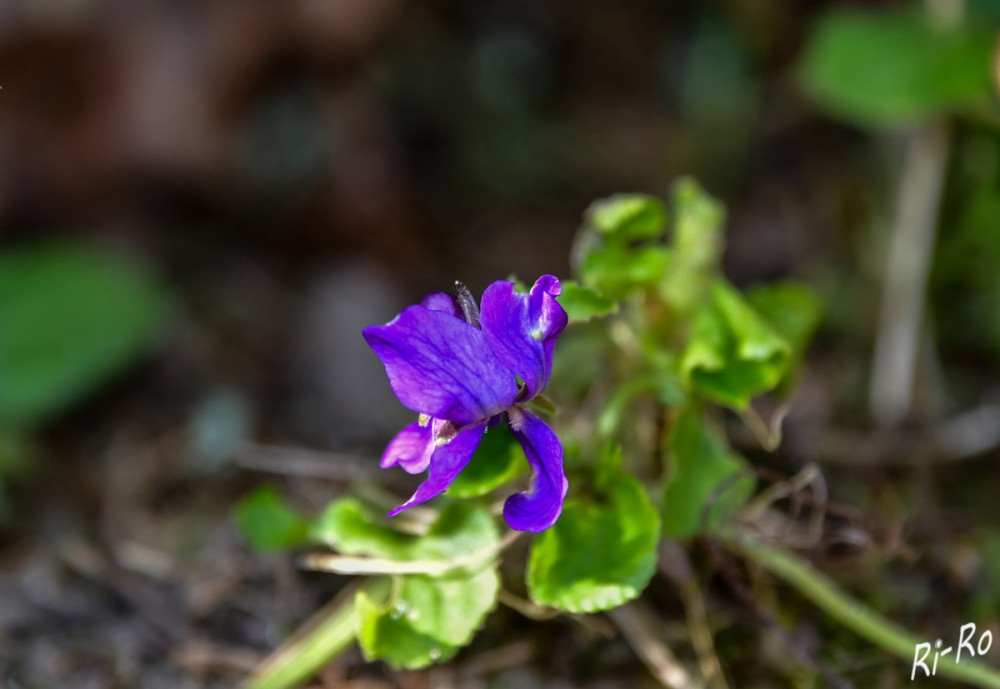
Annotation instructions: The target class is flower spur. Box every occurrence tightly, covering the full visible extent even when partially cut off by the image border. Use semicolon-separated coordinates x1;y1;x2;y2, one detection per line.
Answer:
362;275;569;532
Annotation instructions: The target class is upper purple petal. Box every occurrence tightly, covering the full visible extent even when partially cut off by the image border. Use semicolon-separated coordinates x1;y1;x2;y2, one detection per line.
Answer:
380;421;435;474
387;421;487;517
364;305;520;426
480;275;568;400
420;292;458;316
503;406;568;532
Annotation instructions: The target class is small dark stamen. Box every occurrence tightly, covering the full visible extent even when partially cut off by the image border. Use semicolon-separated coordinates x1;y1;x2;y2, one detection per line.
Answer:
454;281;481;328
434;420;461;446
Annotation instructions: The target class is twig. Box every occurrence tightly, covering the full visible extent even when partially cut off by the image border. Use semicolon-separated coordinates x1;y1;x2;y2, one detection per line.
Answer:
870;120;950;426
609;602;704;689
237;444;380;482
457;641;535;678
738;403;788;452
680;581;729;689
301;531;522;577
497;589;559;620
656;543;728;689
742;464;826;549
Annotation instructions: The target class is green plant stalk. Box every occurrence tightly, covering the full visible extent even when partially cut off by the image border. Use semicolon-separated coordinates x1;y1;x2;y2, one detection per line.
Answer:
242;583;360;689
727;533;1000;689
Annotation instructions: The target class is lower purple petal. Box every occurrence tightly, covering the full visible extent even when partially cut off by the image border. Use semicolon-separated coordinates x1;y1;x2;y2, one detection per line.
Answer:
380;421;435;474
387;421;487;517
503;407;568;532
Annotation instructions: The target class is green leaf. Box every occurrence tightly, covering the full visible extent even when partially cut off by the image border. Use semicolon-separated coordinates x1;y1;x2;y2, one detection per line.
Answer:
586;193;667;240
579;243;671;300
355;568;499;670
662;407;754;539
745;282;823;358
595;371;683;438
233;485;312;553
556;280;619;323
799;8;995;127
311;499;499;570
680;280;792;409
527;476;660;613
447;424;529;498
660;177;725;316
0;243;169;428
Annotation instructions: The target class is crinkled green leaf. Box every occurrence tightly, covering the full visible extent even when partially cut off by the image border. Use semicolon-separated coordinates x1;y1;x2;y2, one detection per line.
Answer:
311;499;499;569
556;280;619;323
586;193;667;239
662;407;754;539
527;476;660;613
799;8;995;127
579;243;671;300
660;177;725;315
745;282;823;359
355;568;498;670
447;424;529;498
746;281;822;390
681;280;791;409
0;243;169;428
233;485;312;553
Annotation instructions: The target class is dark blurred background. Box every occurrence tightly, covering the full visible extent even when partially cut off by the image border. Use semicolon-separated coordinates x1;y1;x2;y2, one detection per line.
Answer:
1;0;998;686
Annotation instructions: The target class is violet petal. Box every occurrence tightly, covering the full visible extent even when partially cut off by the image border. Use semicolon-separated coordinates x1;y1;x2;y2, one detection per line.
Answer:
363;305;519;426
503;406;568;532
420;292;458;316
480;275;568;400
387;421;487;517
380;421;435;474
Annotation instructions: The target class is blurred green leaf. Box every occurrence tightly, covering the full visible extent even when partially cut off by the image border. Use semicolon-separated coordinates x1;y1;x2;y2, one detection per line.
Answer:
745;281;823;357
447;424;529;498
527;476;659;613
233;485;312;553
746;281;822;388
0;243;168;428
311;499;499;571
355;568;498;670
660;177;725;316
586;193;667;240
556;280;619;323
550;323;610;399
680;280;791;409
596;371;683;438
579;243;671;300
799;8;995;127
662;407;754;539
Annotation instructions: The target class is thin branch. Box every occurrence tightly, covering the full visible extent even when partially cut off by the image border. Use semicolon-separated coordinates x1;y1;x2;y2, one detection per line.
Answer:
609;603;704;689
738;402;788;452
870;120;950;426
301;531;522;577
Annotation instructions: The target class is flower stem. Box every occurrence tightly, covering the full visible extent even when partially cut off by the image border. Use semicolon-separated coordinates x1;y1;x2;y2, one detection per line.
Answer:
725;533;1000;688
242;582;360;689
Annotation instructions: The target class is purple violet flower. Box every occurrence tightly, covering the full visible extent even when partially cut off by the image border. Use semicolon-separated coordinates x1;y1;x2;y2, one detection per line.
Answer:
363;275;569;533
